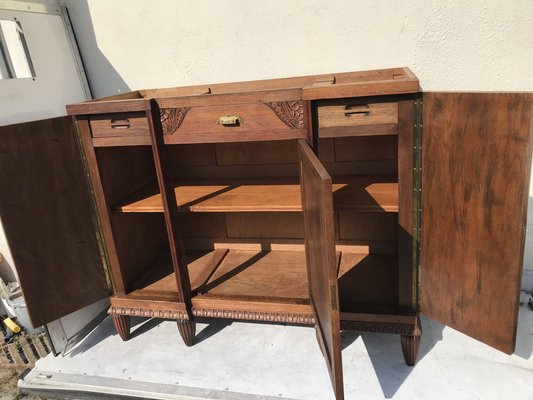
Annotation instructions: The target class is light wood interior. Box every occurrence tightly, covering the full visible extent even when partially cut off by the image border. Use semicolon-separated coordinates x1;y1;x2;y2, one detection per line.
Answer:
97;117;401;313
125;248;399;313
112;176;398;213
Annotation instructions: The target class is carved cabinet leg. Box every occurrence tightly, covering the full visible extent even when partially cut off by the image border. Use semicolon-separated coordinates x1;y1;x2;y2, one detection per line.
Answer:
177;318;196;346
111;314;131;341
401;334;420;366
401;317;422;366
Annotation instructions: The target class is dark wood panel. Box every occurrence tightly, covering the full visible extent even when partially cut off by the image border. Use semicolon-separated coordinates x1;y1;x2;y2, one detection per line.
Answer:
397;98;416;311
338;253;398;314
215;140;298;165
95;145;156;205
147;102;192;306
338;211;397;242
299;140;344;399
421;92;533;354
0;117;109;327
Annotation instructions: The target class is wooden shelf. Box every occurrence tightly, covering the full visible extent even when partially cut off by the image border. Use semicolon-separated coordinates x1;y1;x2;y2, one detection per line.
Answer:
191;249;309;304
128;249;309;304
126;249;310;304
113;175;398;213
125;248;399;311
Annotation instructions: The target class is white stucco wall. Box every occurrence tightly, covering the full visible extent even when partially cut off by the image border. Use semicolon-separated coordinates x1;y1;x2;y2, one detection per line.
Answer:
64;0;533;286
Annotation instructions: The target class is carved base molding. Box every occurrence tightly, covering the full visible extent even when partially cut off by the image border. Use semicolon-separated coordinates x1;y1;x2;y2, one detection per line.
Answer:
108;306;189;320
341;317;422;337
192;308;315;324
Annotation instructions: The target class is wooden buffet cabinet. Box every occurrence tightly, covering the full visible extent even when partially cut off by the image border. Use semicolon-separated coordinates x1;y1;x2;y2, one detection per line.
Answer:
0;68;532;399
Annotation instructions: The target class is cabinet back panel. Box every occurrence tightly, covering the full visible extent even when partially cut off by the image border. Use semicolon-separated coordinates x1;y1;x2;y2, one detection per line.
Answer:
338;253;398;313
166;141;299;180
319;136;398;175
178;212;394;253
95;146;157;205
111;213;170;288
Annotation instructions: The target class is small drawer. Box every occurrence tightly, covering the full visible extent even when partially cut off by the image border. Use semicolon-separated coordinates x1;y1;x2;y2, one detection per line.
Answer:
317;98;398;137
89;112;150;138
161;101;308;144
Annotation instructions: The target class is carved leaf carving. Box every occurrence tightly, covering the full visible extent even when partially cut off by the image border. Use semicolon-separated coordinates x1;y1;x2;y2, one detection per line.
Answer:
160;107;191;135
265;100;305;129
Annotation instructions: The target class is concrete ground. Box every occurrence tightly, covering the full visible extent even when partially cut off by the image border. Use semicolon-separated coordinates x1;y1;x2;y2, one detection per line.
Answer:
19;292;533;400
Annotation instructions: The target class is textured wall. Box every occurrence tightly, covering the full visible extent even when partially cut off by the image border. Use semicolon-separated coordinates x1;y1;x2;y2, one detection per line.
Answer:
64;0;533;285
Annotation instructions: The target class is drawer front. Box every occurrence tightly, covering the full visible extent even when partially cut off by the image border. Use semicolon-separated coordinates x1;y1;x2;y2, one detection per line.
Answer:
317;98;398;137
89;112;150;138
161;101;307;144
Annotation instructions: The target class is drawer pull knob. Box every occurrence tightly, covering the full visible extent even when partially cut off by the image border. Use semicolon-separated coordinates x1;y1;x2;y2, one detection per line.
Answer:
110;119;131;129
344;104;370;117
217;115;242;126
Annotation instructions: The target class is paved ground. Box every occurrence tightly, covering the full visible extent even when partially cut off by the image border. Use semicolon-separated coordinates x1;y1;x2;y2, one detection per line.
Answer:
20;291;533;400
0;366;51;400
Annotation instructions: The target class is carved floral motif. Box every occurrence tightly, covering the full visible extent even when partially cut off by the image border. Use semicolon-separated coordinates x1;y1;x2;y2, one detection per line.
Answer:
159;107;190;135
265;100;305;129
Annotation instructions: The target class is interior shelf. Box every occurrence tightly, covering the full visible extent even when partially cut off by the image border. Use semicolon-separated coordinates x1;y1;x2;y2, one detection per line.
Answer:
126;249;310;304
125;248;398;313
113;175;398;213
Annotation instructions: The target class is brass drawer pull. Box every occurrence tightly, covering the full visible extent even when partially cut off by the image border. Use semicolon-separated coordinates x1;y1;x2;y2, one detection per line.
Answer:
110;119;131;129
217;115;242;126
344;104;370;117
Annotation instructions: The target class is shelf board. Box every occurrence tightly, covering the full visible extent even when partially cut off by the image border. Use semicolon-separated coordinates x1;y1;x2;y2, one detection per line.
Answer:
127;249;310;305
125;249;399;312
113;175;398;213
194;249;310;304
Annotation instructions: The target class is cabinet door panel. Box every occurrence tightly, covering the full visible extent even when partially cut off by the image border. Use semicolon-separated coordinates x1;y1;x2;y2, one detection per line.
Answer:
298;140;344;399
0;117;109;327
421;93;533;354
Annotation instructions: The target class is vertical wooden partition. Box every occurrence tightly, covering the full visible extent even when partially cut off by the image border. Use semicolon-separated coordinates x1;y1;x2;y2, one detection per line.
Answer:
298;139;344;400
147;100;195;345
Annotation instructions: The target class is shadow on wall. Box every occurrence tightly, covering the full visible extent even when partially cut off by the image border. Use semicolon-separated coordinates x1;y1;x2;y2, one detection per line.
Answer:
66;0;130;97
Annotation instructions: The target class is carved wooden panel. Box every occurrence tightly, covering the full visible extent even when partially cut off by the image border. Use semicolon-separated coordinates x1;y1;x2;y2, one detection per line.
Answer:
264;100;305;128
160;107;191;135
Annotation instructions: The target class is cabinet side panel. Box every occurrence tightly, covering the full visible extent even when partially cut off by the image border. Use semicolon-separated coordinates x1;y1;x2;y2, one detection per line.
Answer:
0;117;109;327
421;93;533;354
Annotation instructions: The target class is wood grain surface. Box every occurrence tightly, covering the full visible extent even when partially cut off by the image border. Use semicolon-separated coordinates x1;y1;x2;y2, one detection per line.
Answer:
299;140;344;399
0;117;109;326
421;92;533;354
113;176;398;213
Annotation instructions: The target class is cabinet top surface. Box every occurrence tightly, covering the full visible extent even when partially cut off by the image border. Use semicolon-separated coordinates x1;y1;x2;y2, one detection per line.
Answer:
66;67;419;115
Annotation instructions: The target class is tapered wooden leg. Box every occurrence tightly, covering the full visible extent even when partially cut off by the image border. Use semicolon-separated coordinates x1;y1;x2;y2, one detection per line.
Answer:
177;318;196;346
111;314;130;341
401;334;421;366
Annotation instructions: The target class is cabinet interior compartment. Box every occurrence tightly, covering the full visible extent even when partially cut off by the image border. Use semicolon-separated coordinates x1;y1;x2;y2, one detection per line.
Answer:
318;134;401;315
94;145;176;300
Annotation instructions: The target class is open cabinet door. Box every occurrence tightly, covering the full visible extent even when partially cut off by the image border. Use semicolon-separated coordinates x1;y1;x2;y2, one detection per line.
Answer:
0;117;110;328
298;139;344;400
421;93;533;354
